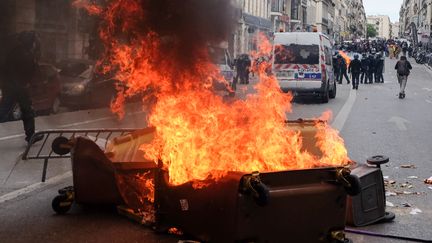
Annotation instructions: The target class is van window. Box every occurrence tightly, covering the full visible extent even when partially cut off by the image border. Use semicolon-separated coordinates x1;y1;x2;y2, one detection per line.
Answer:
274;44;319;65
324;46;333;65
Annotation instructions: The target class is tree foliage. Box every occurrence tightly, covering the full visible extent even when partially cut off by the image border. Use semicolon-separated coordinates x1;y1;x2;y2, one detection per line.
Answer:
367;24;377;38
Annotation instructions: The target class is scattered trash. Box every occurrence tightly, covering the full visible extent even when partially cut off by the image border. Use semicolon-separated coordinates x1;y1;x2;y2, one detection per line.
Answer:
400;164;416;169
409;208;422;215
424;176;432;184
407;185;413;189
407;176;418;179
428;186;432;190
385;180;396;185
386;201;395;207
403;191;413;195
402;203;412;207
383;176;389;179
385;191;397;197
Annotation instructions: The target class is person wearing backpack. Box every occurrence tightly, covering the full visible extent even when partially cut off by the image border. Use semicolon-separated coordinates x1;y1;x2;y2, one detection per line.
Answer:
395;56;412;99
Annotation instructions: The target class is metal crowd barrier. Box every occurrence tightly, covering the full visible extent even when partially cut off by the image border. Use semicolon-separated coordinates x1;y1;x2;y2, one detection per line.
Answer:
22;128;137;182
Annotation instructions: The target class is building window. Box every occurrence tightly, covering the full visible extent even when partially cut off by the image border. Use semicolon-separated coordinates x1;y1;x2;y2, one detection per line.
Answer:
291;0;299;20
35;0;68;23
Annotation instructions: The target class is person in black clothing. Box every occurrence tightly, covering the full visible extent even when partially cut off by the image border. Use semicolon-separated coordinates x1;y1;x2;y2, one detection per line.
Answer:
367;54;376;84
375;54;385;83
348;54;362;90
333;52;339;78
408;44;413;58
395;56;413;99
360;54;369;84
336;55;350;84
402;42;408;56
235;54;251;85
0;31;43;144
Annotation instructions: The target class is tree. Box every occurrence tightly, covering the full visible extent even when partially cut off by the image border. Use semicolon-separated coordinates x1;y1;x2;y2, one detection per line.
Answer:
367;24;377;38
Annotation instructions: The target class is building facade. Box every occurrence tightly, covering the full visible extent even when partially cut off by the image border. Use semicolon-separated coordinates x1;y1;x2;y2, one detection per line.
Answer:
367;15;392;39
0;0;91;64
399;0;432;46
1;0;371;64
391;22;400;38
233;0;272;57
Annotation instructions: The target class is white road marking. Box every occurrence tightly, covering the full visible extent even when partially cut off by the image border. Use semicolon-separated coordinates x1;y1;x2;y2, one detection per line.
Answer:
58;116;116;128
331;89;357;131
0;171;72;204
0;111;145;142
388;116;409;131
0;134;25;141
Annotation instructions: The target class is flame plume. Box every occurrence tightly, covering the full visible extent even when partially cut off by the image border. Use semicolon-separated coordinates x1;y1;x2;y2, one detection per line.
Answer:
76;0;350;187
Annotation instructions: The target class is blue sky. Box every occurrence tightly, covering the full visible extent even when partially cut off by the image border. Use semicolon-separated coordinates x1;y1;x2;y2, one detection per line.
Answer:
363;0;404;23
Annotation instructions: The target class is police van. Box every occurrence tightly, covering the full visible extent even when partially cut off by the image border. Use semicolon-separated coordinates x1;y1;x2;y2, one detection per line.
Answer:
272;32;336;103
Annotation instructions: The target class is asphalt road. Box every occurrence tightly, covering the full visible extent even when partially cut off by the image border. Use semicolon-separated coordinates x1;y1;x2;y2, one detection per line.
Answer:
0;58;431;242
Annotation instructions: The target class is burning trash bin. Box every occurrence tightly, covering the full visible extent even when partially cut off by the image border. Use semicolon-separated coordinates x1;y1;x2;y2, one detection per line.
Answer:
50;120;361;243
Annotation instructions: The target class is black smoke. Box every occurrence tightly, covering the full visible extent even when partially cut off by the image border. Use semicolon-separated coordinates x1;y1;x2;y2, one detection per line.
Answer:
102;0;238;71
143;0;236;66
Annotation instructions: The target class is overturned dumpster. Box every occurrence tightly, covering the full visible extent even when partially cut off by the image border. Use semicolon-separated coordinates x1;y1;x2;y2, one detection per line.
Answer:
33;120;369;243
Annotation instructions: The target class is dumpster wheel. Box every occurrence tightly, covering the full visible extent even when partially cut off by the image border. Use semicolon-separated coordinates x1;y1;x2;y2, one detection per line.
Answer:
52;187;74;214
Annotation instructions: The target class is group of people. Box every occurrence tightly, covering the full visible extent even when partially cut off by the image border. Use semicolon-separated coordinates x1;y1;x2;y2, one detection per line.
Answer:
333;52;385;90
334;38;414;99
233;54;251;86
336;38;413;59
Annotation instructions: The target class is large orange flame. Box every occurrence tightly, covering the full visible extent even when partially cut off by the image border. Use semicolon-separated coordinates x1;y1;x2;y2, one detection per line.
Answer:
76;0;350;187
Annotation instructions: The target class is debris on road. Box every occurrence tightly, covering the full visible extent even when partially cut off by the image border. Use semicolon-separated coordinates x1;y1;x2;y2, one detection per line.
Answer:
424;176;432;184
409;208;422;215
428;186;432;190
385;191;397;196
402;203;412;207
407;176;418;179
384;179;396;185
400;164;416;169
386;201;395;207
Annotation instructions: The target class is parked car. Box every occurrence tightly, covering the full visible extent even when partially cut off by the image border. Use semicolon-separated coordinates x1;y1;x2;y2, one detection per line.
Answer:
0;63;61;121
272;32;337;103
58;59;119;109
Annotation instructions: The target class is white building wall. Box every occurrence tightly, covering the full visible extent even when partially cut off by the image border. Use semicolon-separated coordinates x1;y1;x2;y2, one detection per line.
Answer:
367;15;391;39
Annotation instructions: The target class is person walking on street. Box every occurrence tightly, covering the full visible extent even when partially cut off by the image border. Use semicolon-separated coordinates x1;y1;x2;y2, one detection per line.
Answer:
367;54;376;84
395;56;412;99
402;42;408;56
394;45;400;59
360;54;369;84
243;55;251;84
336;55;350;84
0;31;44;144
234;55;244;85
375;54;385;83
389;44;395;59
333;52;339;79
348;54;362;90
